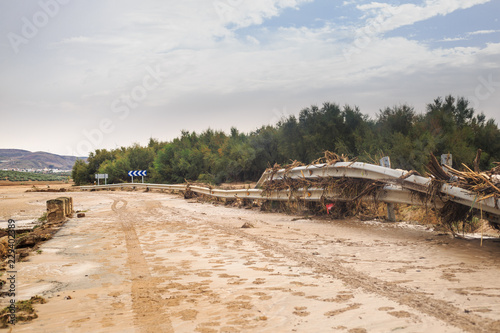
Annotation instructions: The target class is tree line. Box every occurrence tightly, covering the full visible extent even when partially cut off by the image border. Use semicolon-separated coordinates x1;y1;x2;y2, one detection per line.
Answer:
72;95;500;186
0;170;70;182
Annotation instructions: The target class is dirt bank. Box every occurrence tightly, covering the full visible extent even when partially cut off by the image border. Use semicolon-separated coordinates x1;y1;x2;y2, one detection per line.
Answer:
1;188;500;332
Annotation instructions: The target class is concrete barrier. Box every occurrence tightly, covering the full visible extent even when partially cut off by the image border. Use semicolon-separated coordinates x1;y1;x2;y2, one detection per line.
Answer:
56;197;73;217
46;197;73;223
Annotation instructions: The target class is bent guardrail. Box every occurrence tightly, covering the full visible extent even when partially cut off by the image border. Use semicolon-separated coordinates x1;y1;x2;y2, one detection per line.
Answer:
78;160;500;225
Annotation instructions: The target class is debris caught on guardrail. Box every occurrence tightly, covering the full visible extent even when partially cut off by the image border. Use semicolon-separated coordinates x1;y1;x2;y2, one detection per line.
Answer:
78;150;500;233
427;153;500;200
425;153;500;233
311;151;352;165
445;162;500;201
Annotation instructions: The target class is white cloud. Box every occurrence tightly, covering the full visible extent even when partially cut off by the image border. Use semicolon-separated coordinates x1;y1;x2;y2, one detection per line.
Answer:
438;29;499;43
440;37;467;42
55;36;130;47
214;0;312;27
246;35;260;44
469;29;500;35
0;0;499;155
356;0;492;35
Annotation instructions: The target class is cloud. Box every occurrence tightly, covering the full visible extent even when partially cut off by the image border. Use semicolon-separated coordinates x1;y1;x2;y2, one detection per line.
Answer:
0;0;499;155
54;36;131;47
438;29;500;43
440;37;467;42
2;1;497;105
469;29;500;35
355;0;492;35
214;0;313;28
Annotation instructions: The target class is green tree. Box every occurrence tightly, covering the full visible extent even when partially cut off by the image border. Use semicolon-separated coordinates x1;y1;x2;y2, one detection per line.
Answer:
73;95;500;186
86;149;115;180
71;159;89;185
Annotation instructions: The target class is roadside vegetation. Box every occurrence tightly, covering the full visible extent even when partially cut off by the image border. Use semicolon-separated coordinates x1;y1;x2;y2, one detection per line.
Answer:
0;295;46;327
72;95;500;186
0;170;70;182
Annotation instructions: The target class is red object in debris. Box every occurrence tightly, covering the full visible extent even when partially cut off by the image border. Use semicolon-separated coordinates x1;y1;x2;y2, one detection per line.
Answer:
326;203;335;214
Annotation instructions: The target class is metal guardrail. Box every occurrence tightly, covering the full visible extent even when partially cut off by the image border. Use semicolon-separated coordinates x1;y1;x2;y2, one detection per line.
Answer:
190;184;426;205
78;161;500;223
256;162;500;219
79;182;428;206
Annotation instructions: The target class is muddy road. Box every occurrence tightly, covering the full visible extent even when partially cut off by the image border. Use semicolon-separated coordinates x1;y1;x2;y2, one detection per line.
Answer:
2;188;500;332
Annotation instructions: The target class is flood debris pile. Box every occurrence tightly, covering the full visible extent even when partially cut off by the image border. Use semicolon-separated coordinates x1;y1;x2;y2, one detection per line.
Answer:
25;185;67;193
427;154;500;200
426;154;500;232
262;152;355;195
261;152;386;219
311;151;352;165
446;164;500;202
258;151;500;233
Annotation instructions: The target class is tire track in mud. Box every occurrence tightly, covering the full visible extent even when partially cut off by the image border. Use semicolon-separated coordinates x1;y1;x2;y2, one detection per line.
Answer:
189;216;500;333
111;198;173;333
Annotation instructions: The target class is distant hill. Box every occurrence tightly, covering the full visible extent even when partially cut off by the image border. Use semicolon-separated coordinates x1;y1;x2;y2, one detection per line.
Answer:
0;149;87;170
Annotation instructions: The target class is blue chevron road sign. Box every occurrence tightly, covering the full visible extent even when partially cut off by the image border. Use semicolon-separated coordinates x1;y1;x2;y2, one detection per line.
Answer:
128;170;147;177
128;170;147;183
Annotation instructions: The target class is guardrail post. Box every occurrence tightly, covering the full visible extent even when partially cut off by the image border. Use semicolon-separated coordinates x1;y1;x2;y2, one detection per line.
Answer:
386;203;396;222
380;157;396;222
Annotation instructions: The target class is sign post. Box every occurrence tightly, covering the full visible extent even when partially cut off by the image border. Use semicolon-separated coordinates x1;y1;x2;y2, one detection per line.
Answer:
379;156;391;169
441;153;452;167
94;174;108;186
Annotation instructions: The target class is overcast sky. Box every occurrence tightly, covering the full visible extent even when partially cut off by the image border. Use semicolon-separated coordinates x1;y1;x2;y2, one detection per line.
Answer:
1;0;499;157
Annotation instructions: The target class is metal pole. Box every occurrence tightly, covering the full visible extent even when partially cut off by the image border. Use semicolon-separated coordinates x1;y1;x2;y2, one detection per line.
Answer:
131;176;134;183
142;176;144;184
97;177;100;186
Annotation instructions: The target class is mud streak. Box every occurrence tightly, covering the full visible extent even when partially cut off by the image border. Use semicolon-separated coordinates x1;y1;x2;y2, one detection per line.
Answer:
112;198;173;333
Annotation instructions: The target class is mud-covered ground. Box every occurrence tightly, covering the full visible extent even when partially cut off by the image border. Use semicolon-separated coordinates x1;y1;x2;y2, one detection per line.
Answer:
1;185;500;332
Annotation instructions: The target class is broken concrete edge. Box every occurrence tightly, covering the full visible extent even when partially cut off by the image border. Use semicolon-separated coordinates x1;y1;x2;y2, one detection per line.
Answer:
0;227;60;305
0;197;76;280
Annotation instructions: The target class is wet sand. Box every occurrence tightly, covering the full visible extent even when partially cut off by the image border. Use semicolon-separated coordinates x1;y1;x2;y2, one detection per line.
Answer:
1;186;500;332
